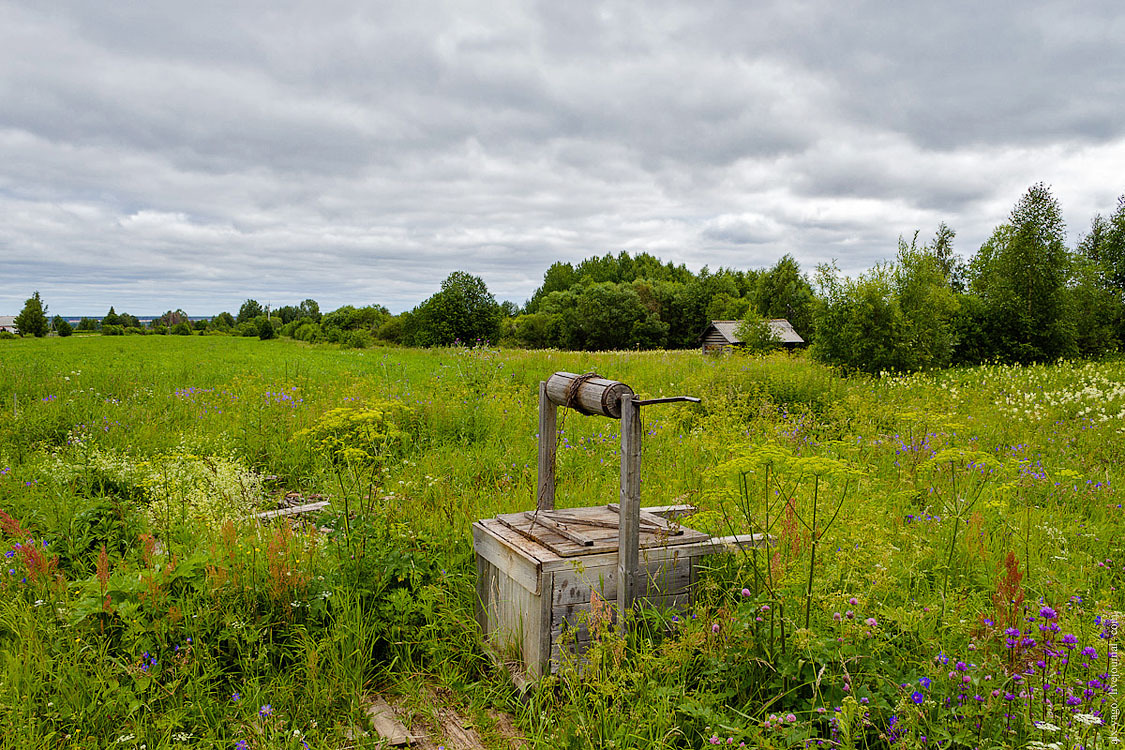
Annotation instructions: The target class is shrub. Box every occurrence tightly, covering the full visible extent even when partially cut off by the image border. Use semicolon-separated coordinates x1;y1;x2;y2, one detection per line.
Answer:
100;324;124;336
292;322;324;343
734;315;783;354
341;330;371;349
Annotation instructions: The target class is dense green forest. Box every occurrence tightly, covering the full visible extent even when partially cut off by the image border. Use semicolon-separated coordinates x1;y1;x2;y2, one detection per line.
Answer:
10;183;1125;373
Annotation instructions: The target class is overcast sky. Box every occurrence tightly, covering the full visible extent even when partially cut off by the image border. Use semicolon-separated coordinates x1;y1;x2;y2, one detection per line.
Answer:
2;1;1124;316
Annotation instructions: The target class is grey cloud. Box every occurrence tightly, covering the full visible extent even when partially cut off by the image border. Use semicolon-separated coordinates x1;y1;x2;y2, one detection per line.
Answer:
2;0;1124;315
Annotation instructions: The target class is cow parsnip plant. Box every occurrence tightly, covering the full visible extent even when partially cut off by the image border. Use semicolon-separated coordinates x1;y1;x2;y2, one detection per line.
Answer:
293;400;413;466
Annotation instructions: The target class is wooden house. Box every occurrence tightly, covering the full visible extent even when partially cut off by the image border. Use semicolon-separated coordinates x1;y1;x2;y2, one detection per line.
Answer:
0;316;18;335
699;319;804;353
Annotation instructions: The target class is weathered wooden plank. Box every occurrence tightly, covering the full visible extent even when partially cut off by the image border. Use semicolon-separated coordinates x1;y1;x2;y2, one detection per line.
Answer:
534;572;553;679
474;553;490;635
607;503;683;534
537;381;556;511
550;640;582;672
552;591;692;643
364;697;414;746
254;501;330;520
712;533;772;550
492;507;709;558
501;512;595;548
548;593;692;669
641;504;697;519
472;522;542;595
618;393;641;622
477;518;562;564
551;557;693;606
477;557;541;677
539;538;718;573
437;706;487;750
541;511;663;533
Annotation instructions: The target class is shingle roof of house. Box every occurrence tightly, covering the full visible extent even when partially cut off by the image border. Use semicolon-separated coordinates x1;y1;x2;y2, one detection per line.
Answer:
703;319;804;345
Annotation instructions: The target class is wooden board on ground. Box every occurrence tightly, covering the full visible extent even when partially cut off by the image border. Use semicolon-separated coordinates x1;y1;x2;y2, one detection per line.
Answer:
364;697;414;746
254;501;330;521
436;706;487;750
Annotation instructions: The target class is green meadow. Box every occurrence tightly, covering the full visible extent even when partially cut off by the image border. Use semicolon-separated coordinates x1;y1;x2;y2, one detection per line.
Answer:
0;335;1121;749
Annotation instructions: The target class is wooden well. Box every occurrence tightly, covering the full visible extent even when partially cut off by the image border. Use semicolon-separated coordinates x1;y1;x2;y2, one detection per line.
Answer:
473;372;715;681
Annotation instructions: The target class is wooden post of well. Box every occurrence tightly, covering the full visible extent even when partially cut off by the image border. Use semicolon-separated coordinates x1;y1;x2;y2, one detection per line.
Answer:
618;395;641;625
537;381;556;510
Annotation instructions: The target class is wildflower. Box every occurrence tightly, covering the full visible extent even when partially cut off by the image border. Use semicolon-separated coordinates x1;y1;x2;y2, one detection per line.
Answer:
1081;646;1098;659
1073;713;1102;726
865;617;878;627
259;704;273;718
711;623;720;633
911;691;924;704
231;692;240;702
1061;633;1078;648
1039;606;1057;620
786;713;796;723
741;588;750;597
919;677;931;688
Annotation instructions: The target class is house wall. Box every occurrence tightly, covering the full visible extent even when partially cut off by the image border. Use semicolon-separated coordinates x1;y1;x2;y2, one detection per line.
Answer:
701;329;733;352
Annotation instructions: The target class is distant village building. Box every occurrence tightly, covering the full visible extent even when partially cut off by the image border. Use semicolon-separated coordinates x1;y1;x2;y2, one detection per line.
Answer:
0;316;18;334
699;319;804;353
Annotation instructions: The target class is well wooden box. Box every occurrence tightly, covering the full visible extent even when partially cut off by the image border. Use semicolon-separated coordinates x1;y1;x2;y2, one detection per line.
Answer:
473;504;717;680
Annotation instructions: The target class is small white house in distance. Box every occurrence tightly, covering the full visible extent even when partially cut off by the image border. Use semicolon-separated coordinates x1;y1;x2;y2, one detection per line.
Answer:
699;319;804;353
0;316;18;334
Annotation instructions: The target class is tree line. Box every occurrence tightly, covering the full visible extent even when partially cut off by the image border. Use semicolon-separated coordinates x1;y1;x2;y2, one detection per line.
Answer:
9;183;1125;374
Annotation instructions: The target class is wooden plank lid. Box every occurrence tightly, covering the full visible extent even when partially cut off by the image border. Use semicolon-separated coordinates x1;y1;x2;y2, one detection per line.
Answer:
495;505;710;558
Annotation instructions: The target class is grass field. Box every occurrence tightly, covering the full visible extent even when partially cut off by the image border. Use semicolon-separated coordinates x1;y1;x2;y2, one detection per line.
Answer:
0;335;1121;749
